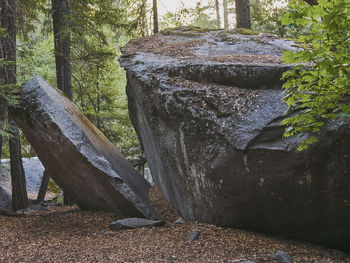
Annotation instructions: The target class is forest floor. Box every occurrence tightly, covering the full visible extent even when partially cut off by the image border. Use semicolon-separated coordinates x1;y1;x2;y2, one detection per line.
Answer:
0;187;349;263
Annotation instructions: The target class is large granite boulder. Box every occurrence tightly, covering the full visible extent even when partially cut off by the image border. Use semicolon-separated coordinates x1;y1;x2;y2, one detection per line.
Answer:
11;76;158;219
120;27;350;250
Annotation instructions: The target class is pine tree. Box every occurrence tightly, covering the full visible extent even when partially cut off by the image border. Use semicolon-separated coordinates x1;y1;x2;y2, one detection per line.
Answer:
153;0;159;33
223;0;229;29
0;0;28;211
235;0;251;29
52;0;72;99
215;0;221;29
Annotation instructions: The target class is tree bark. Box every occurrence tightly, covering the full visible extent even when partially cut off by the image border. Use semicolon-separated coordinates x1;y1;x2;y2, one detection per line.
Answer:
140;0;148;37
52;0;72;99
96;67;100;129
235;0;251;29
36;170;50;204
0;0;29;211
9;117;28;210
215;0;221;29
223;0;229;29
153;0;159;34
0;106;5;162
52;0;73;204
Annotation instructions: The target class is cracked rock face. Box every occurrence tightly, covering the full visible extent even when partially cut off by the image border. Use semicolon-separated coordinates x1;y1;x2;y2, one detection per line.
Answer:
120;27;350;251
11;76;158;219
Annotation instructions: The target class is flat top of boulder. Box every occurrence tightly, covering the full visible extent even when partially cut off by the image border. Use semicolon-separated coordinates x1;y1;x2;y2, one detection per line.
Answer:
121;27;298;66
119;27;299;151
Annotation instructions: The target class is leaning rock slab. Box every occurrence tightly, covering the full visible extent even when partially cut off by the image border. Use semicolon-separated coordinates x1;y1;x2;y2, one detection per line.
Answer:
120;27;350;251
11;76;158;219
109;217;165;230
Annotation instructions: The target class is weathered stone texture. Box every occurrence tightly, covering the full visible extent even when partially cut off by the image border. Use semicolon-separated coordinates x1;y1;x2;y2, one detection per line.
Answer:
11;76;158;219
120;27;350;251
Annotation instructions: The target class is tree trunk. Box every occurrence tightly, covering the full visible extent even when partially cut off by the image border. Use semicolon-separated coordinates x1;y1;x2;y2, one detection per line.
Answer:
52;0;73;203
96;67;100;129
223;0;229;29
36;170;50;204
153;0;159;34
0;0;29;211
215;0;221;29
52;0;72;99
235;0;251;29
0;106;5;163
140;0;148;37
9;117;29;210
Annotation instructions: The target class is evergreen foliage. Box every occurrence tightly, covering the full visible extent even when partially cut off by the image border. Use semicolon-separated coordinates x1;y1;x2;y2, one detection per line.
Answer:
250;0;289;36
281;0;350;150
0;28;19;109
15;0;141;159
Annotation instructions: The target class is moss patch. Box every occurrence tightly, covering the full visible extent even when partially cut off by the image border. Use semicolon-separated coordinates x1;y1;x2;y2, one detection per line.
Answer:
48;178;61;195
161;26;214;38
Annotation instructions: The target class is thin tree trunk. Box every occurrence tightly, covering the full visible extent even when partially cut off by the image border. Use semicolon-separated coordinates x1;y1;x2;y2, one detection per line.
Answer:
235;0;251;29
215;0;221;29
96;67;100;129
36;170;50;204
52;0;73;204
9;116;28;210
140;0;148;37
0;0;28;211
52;0;72;99
153;0;159;34
0;106;5;163
223;0;229;29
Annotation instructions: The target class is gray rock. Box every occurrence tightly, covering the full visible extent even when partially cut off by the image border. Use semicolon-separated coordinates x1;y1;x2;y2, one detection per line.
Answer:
144;168;154;186
109;217;165;230
231;261;256;263
174;217;185;224
0;157;45;198
271;250;292;263
20;204;49;212
120;27;350;251
0;186;11;208
11;76;158;219
187;229;200;242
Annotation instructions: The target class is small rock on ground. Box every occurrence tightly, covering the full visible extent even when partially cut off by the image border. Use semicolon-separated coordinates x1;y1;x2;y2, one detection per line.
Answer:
174;217;185;224
109;217;165;231
271;250;292;263
187;229;200;242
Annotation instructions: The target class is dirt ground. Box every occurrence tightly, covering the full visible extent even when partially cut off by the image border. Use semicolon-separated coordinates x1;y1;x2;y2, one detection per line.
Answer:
0;187;349;263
